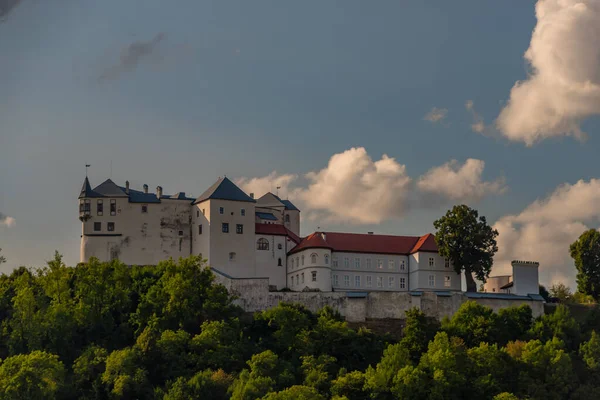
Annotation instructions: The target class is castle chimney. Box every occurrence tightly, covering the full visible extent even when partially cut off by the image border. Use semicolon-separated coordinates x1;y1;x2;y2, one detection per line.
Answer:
250;193;254;199
143;184;148;194
125;181;130;194
156;186;163;199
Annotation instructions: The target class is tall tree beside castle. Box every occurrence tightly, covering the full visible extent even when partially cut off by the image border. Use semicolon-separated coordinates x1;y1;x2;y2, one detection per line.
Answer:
569;229;600;302
433;205;499;292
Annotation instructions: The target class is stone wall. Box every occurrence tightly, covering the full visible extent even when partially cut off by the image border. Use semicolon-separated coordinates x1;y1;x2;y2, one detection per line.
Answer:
212;269;545;322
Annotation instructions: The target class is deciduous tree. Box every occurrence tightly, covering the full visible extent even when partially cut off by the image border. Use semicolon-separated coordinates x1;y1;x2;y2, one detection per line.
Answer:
570;229;600;301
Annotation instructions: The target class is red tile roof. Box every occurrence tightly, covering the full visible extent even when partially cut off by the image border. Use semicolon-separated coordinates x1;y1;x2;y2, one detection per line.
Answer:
255;223;301;244
289;231;438;255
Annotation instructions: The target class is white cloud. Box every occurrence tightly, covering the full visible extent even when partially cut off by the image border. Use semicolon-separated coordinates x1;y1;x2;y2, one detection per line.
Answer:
424;107;448;123
299;148;412;224
417;159;506;202
236;171;298;200
496;0;600;145
238;148;504;225
493;179;600;288
466;100;487;134
0;213;15;228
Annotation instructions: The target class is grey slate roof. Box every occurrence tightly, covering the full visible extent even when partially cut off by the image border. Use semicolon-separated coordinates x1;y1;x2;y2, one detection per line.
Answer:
93;179;128;197
161;192;195;201
194;177;256;204
79;177;102;199
272;194;300;211
256;212;278;221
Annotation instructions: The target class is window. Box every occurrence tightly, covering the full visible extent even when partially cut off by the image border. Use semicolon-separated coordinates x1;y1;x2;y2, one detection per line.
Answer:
202;208;205;215
229;252;236;261
296;274;299;286
222;223;229;233
301;273;305;284
311;271;317;282
278;243;283;250
178;230;183;236
400;260;406;271
107;222;115;232
366;276;372;287
285;214;290;223
333;274;339;286
241;208;245;216
198;224;202;235
344;275;350;287
301;255;305;266
80;199;91;215
324;254;329;264
257;238;269;250
296;257;299;267
97;200;103;216
389;276;395;288
332;257;338;267
377;259;383;270
290;277;293;287
291;258;295;269
388;260;395;270
355;258;360;269
311;253;317;264
366;258;372;269
445;259;450;268
355;276;361;287
236;224;243;234
278;258;282;267
219;207;224;214
141;204;148;213
377;276;383;288
429;257;435;267
428;274;435;287
110;199;116;216
444;276;451;288
197;210;199;217
94;222;101;231
400;277;406;289
344;257;350;268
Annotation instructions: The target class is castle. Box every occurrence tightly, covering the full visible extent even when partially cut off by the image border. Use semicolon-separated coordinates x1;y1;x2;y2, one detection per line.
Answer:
78;176;537;295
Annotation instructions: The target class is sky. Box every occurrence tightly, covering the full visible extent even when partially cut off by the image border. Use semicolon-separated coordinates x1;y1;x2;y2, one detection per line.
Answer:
1;0;600;289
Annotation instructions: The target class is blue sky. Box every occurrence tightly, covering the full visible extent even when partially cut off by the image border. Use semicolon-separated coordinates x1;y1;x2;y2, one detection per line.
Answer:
1;0;600;288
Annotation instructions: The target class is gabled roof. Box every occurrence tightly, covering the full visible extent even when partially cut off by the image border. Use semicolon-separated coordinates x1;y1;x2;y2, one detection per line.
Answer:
162;192;195;201
93;179;128;197
122;188;160;203
255;223;301;244
256;212;278;221
257;192;300;212
272;193;300;211
289;231;438;256
79;177;102;199
194;177;256;204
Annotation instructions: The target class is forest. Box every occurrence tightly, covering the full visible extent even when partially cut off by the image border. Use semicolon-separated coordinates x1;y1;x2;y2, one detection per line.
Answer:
0;253;599;400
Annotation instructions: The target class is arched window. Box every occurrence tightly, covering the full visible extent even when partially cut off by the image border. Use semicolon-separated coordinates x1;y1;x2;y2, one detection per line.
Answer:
296;257;299;267
278;258;282;266
291;258;294;268
324;254;329;265
311;253;317;264
229;252;236;261
257;238;269;250
301;255;305;266
285;214;290;223
278;243;283;250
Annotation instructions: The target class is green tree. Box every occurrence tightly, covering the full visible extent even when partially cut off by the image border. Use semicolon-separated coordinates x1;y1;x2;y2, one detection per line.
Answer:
492;393;520;400
101;347;151;399
0;350;65;400
442;301;498;347
164;369;232;400
549;283;573;303
390;365;429;400
301;355;337;395
467;343;516;399
330;370;369;400
580;330;600;371
262;385;326;400
230;350;294;400
495;305;533;345
364;343;411;398
0;248;5;265
539;285;550;302
400;308;440;363
530;304;581;351
570;229;600;301
72;345;109;400
433;205;499;292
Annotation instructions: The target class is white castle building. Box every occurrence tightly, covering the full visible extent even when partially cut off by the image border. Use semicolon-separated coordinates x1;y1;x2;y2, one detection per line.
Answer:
79;176;462;292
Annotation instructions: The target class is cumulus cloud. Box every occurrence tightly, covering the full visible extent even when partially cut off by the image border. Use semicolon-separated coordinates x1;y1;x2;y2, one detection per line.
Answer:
0;213;15;227
238;148;504;225
466;100;487;134
417;159;506;202
493;179;600;288
99;33;166;81
236;172;298;199
496;0;600;145
424;107;448;124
